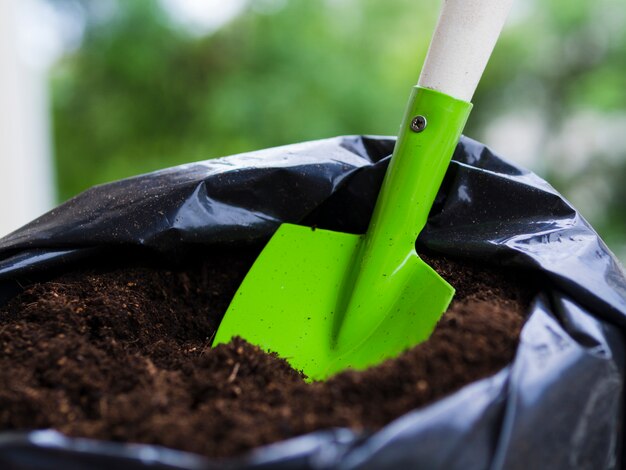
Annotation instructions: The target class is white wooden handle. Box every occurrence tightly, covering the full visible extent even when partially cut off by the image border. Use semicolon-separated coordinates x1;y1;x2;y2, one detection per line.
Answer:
417;0;513;102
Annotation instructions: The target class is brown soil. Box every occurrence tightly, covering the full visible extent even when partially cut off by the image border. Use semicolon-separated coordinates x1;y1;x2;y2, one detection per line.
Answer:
0;246;535;459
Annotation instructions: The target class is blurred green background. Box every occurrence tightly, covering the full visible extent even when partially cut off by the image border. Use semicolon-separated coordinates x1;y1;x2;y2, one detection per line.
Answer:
47;0;626;262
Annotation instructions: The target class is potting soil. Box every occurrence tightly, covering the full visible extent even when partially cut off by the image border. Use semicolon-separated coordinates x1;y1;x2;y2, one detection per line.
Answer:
0;246;535;459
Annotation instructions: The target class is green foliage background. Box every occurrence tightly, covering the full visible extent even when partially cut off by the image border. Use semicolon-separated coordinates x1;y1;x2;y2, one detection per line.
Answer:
49;0;626;261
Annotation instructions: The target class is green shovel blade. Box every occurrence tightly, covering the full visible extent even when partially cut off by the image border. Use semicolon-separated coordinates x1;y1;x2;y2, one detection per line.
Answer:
214;223;454;380
213;87;473;381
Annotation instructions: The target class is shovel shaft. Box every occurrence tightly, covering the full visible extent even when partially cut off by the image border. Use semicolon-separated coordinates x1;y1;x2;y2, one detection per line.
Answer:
333;87;471;352
368;87;471;251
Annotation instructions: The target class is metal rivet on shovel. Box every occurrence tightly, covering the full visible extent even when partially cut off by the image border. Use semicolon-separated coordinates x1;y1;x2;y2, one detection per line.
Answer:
410;115;427;132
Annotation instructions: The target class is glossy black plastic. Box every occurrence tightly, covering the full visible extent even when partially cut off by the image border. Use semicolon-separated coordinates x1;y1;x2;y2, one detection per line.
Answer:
0;136;624;469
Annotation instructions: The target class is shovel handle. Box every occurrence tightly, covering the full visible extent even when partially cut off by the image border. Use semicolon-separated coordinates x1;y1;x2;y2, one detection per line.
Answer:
418;0;513;102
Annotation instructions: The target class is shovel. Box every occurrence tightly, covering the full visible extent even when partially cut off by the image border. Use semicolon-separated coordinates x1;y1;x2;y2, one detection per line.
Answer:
214;0;513;381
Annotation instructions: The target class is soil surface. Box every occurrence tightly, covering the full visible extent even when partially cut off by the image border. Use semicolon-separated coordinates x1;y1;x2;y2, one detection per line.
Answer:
0;246;535;459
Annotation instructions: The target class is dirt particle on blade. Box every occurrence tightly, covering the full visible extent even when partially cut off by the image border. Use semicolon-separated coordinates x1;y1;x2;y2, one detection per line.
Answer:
0;246;535;459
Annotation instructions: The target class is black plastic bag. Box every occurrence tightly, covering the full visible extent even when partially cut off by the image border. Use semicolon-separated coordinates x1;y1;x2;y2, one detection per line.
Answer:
0;135;624;469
